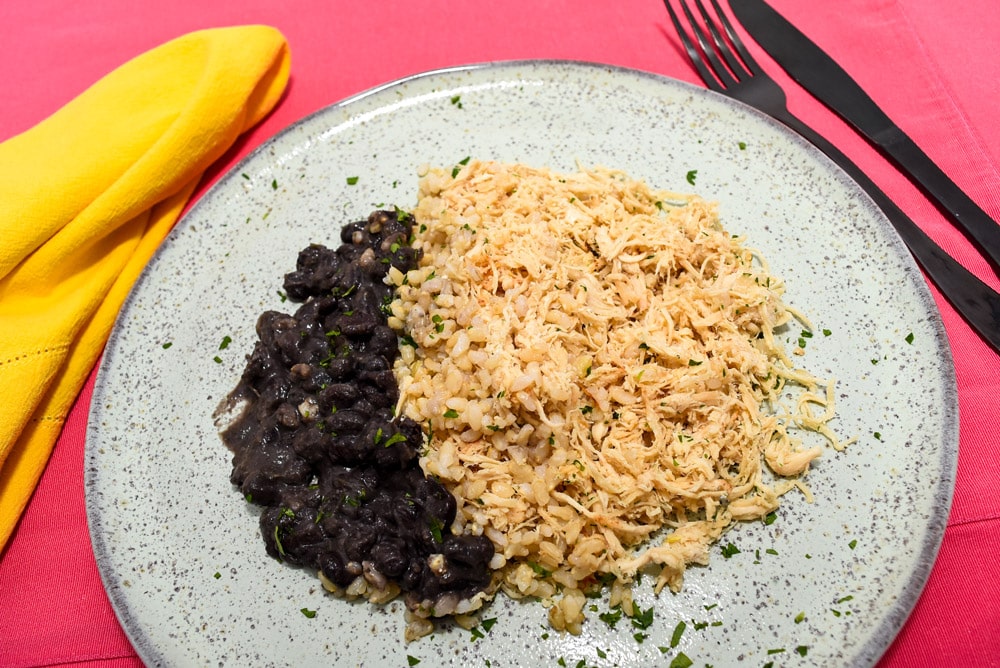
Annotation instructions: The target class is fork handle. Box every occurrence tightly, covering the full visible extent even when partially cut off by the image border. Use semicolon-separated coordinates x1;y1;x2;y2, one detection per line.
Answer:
774;110;1000;352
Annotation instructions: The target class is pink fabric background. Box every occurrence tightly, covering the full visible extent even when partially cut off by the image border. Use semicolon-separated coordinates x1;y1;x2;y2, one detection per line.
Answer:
2;0;998;665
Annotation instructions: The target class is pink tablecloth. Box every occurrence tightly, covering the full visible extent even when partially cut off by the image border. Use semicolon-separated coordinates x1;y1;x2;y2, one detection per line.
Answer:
2;0;998;665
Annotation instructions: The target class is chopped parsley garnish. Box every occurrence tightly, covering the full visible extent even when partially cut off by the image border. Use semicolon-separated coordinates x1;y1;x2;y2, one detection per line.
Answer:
738;141;747;150
161;342;173;349
219;335;232;350
849;539;858;550
670;620;686;647
300;607;316;618
720;543;740;558
407;656;421;666
383;432;407;448
271;179;278;190
631;603;654;630
669;653;693;668
528;562;552;577
443;408;460;419
905;332;914;344
212;355;223;364
796;646;809;657
599;608;623;628
213;572;221;579
685;169;698;185
794;611;806;624
450;95;463;108
428;517;444;543
764;510;777;525
346;176;359;185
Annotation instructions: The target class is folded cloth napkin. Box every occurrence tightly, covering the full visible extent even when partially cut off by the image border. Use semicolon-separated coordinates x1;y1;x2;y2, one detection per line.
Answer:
0;25;291;549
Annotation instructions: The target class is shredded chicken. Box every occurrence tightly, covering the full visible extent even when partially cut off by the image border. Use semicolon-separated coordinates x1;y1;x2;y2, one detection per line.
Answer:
388;160;844;631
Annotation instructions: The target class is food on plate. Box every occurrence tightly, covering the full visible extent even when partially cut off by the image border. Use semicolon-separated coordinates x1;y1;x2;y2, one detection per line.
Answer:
217;159;845;640
388;160;845;633
216;210;496;627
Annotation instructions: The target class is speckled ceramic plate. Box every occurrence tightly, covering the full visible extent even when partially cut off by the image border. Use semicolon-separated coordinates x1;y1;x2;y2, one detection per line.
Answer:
86;61;957;668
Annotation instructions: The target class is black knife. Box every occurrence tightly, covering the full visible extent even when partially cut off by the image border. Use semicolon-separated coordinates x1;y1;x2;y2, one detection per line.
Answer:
730;0;1000;274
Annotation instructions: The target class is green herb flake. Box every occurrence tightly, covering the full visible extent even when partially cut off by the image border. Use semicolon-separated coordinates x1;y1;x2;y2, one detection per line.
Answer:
407;656;421;666
837;595;855;603
450;94;463;108
669;652;694;668
874;432;883;441
383;432;407;448
161;342;173;349
271;179;278;190
212;355;223;364
849;539;858;550
905;332;915;344
670;620;686;647
767;648;785;655
429;517;444;543
346;176;359;185
738;141;747;150
213;572;221;579
481;617;497;632
300;607;316;618
720;543;740;558
765;548;778;555
823;328;832;336
685;169;698;185
632;603;654;630
796;646;809;657
794;611;806;624
599;608;623;629
219;335;232;350
469;626;485;641
241;173;250;180
596;648;607;659
443;408;460;419
764;510;777;525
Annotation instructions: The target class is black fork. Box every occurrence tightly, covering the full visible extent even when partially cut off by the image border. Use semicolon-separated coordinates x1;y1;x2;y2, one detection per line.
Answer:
664;0;1000;353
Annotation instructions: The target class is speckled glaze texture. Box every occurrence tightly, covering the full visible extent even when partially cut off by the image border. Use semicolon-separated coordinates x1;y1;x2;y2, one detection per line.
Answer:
86;61;957;668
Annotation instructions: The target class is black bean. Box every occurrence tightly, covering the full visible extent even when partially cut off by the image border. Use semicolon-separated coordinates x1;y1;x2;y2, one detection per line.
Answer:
218;209;494;614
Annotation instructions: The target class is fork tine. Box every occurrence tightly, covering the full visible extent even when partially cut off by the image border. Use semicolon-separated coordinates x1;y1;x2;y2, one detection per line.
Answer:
691;0;747;78
662;0;724;91
706;0;763;76
675;0;739;89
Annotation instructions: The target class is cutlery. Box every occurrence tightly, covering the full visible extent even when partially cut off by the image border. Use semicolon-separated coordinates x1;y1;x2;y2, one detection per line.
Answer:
663;0;1000;353
730;0;1000;274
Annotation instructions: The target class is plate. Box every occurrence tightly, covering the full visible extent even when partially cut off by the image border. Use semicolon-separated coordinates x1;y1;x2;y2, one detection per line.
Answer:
86;61;957;668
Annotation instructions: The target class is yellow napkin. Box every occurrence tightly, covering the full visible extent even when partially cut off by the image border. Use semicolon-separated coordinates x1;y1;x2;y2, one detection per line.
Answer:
0;26;291;549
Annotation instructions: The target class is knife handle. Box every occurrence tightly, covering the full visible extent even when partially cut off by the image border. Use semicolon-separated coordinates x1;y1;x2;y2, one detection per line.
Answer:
774;110;1000;352
878;126;1000;272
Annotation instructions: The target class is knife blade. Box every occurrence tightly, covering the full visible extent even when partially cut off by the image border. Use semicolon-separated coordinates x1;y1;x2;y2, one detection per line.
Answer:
730;0;1000;273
